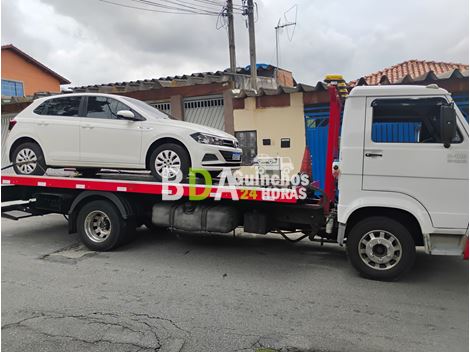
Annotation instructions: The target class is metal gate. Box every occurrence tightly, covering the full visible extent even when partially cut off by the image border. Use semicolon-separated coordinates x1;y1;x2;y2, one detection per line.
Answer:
304;104;330;189
183;95;225;130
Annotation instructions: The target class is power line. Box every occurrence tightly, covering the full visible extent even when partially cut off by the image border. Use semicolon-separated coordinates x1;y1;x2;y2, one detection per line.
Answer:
98;0;219;15
194;0;242;10
128;0;221;15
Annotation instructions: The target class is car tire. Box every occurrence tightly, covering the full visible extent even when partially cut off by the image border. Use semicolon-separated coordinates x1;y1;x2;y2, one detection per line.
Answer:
149;143;190;182
77;200;134;251
12;142;47;176
77;168;100;178
346;216;416;281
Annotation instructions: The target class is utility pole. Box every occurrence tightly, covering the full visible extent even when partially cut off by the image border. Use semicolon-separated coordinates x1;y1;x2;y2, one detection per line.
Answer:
246;0;257;90
227;0;236;80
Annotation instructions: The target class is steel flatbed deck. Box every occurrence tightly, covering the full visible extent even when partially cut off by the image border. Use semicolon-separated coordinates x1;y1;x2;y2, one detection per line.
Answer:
1;172;307;204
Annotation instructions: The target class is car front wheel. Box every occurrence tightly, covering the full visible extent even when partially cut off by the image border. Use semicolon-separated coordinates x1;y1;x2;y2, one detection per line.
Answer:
12;142;47;176
149;143;190;182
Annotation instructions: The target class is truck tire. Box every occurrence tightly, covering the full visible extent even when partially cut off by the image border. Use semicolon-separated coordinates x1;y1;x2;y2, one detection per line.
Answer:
346;216;416;281
12;142;47;176
149;143;190;182
77;199;133;251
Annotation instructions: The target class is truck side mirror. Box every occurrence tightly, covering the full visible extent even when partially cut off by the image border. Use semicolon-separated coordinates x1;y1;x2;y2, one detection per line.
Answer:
440;105;457;148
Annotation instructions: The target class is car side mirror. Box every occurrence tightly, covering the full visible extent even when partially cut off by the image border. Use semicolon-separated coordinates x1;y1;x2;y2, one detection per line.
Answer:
117;110;139;121
440;105;457;148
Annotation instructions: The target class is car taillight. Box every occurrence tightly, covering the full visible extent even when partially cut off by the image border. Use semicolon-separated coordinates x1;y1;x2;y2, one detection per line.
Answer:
8;119;17;130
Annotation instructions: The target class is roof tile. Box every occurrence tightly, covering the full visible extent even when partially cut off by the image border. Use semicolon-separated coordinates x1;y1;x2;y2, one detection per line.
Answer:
350;60;469;86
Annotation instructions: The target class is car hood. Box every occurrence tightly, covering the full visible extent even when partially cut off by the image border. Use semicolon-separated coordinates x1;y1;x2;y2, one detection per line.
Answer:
148;118;236;140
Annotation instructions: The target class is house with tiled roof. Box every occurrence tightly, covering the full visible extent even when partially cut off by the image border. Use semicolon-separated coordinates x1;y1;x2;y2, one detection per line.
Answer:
1;44;70;97
349;59;469;120
350;60;468;86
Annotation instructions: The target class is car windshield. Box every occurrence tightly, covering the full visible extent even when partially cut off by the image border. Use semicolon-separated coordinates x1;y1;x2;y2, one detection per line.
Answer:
121;96;171;119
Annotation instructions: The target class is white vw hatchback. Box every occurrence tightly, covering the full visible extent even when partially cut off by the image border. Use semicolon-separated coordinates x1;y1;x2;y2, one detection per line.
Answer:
6;93;242;181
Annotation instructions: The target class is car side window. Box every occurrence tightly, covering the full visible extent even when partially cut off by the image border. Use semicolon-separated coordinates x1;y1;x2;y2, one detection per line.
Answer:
46;97;82;117
86;96;130;119
371;98;462;144
33;102;48;115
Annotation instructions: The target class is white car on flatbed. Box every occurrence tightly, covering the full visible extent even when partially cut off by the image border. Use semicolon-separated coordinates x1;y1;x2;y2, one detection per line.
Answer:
6;93;242;180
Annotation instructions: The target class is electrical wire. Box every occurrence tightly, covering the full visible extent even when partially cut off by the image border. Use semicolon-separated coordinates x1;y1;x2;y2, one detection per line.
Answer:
98;0;221;15
128;0;221;15
130;0;244;14
193;0;244;11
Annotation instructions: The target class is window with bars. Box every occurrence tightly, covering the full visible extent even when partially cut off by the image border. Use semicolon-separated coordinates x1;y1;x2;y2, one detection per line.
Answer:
2;79;24;96
235;130;257;165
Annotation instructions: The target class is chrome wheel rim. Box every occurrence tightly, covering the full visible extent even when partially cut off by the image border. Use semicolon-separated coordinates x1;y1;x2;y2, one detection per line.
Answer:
84;210;112;243
15;148;37;174
358;230;402;270
155;150;181;179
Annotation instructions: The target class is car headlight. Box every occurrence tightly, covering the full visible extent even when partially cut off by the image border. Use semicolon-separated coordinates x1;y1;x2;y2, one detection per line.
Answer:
191;132;225;146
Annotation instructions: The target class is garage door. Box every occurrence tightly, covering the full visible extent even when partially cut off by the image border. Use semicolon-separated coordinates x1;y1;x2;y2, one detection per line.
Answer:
184;95;225;130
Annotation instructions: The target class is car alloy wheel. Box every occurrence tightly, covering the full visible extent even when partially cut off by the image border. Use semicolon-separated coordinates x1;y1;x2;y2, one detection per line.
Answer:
15;148;38;174
358;230;402;270
154;150;182;179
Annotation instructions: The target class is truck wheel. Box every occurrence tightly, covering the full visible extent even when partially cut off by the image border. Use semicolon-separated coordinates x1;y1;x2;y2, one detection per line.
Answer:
346;216;416;281
149;143;190;182
12;142;47;175
77;200;133;251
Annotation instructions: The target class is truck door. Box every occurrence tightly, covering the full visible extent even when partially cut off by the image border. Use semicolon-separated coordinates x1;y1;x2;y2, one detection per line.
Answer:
362;96;469;229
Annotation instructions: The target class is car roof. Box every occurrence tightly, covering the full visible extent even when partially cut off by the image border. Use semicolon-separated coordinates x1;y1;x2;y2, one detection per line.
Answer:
35;92;128;102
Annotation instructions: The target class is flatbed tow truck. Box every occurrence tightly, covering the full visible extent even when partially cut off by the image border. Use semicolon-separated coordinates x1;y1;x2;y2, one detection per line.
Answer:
2;83;468;280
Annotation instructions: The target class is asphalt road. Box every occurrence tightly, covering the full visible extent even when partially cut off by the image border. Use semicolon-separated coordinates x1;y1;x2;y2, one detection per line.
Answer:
2;215;468;352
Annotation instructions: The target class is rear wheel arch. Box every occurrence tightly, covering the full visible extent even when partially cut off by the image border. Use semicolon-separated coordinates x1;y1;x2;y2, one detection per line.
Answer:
68;191;135;234
345;207;424;246
145;137;191;169
9;137;46;163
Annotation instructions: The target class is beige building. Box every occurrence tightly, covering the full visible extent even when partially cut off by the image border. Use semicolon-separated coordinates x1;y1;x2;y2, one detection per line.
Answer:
233;87;328;176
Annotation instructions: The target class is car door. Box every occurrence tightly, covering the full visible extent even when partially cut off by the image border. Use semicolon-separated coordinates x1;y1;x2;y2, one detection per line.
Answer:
362;96;469;229
35;96;82;164
80;96;143;167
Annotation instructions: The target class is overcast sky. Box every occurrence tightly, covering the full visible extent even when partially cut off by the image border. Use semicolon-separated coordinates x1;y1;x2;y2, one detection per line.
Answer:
2;0;469;87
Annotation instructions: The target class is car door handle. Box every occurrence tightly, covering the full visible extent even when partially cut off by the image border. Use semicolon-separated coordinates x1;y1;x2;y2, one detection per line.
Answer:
138;126;153;131
365;153;383;157
38;121;48;126
81;124;93;129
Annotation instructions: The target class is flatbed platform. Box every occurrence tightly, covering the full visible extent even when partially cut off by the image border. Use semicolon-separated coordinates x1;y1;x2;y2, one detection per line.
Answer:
1;171;310;204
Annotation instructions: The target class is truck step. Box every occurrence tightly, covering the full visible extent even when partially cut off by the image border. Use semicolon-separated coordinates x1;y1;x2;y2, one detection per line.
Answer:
1;202;49;220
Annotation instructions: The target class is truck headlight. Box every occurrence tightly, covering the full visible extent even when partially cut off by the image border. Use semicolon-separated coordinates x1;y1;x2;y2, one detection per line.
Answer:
191;132;224;146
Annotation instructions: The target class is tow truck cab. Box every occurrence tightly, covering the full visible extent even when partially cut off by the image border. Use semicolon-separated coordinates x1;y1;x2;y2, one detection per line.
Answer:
338;85;469;257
